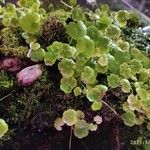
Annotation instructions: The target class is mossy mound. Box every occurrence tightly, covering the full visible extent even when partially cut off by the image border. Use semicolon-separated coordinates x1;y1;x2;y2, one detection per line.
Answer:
0;27;28;58
123;28;150;55
0;71;14;91
38;10;71;48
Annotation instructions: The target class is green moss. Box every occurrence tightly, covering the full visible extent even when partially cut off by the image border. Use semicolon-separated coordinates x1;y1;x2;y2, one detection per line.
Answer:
0;46;28;58
0;68;52;125
0;71;14;91
38;15;68;48
123;28;150;55
1;28;20;47
0;27;28;58
37;9;71;48
48;9;71;22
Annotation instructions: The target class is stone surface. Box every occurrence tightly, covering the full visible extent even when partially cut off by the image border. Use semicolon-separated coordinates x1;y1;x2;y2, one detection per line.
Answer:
17;64;42;86
0;58;21;72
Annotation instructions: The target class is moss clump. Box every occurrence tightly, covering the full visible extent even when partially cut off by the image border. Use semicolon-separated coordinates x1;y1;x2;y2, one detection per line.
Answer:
123;28;150;55
0;68;52;127
0;27;28;58
0;71;14;91
0;46;28;58
38;10;70;48
48;9;71;22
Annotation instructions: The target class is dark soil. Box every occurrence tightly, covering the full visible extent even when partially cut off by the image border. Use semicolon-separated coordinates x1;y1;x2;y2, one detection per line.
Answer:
0;1;148;150
0;64;143;150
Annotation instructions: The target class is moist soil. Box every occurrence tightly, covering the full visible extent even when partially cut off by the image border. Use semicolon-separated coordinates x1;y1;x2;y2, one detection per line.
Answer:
0;65;142;150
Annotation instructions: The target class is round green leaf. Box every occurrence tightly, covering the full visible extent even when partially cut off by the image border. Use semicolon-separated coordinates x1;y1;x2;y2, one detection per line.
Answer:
74;120;89;139
81;66;96;84
62;109;77;126
76;110;85;119
107;74;120;88
120;79;131;93
0;119;8;138
117;40;130;52
73;87;82;96
91;101;102;111
27;48;45;61
95;63;108;74
95;84;108;93
97;16;112;30
86;87;102;102
96;35;110;52
60;77;77;94
77;35;95;58
72;6;85;21
20;12;41;34
44;51;57;66
129;59;143;74
30;42;40;50
115;10;129;27
122;111;136;126
105;24;121;39
108;54;119;74
66;21;87;40
89;123;98;131
58;59;75;78
98;53;108;66
69;0;77;6
136;88;149;101
87;26;101;41
119;63;131;78
58;44;76;58
100;4;109;14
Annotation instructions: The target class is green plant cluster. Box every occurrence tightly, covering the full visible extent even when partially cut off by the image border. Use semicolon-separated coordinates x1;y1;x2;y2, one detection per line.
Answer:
0;71;14;90
0;27;28;58
0;69;50;139
54;109;98;139
0;0;46;44
29;3;150;136
0;0;70;57
0;0;45;58
0;0;150;140
16;2;150;137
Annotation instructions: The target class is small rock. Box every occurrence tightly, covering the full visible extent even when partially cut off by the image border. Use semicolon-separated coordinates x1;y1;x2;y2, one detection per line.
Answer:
17;64;42;86
0;58;21;72
94;115;103;125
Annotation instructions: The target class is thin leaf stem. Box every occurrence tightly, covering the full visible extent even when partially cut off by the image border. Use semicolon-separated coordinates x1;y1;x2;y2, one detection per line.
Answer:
101;100;119;116
69;126;73;150
0;92;13;102
60;0;74;10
